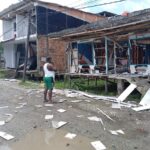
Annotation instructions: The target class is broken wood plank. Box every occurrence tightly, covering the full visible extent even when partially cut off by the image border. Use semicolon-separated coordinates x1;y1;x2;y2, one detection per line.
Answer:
117;83;137;102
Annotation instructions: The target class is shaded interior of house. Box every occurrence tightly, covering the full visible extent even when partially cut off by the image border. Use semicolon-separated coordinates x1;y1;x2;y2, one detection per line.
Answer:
69;35;150;75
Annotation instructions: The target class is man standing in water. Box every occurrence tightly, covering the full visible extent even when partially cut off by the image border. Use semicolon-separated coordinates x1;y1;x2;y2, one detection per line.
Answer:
43;57;56;103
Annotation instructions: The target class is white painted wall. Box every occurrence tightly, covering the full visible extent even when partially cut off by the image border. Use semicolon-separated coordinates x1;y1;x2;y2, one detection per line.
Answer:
2;20;15;41
16;15;28;38
3;43;16;68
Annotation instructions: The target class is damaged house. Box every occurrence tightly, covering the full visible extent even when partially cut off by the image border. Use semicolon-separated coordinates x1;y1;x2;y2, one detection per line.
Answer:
48;8;150;76
0;0;104;74
47;8;150;94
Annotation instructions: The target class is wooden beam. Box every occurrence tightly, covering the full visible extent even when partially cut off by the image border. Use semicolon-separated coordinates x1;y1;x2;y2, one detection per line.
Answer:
105;37;108;75
23;12;31;82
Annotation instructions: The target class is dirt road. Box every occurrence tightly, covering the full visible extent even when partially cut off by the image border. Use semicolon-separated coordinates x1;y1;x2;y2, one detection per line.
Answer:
0;79;150;150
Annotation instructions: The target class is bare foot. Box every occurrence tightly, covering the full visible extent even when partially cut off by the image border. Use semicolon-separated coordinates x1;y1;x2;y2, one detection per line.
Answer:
43;99;48;103
47;100;53;104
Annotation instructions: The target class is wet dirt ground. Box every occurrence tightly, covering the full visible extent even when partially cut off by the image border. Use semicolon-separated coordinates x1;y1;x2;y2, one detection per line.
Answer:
0;79;150;150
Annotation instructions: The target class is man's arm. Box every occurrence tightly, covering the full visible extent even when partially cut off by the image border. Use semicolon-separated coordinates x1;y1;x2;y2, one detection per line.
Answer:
47;63;56;71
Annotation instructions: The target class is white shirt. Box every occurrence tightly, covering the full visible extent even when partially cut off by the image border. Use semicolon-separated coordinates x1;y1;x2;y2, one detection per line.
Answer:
43;63;55;79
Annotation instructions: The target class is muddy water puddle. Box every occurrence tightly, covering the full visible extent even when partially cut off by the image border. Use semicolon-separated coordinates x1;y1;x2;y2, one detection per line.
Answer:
0;129;94;150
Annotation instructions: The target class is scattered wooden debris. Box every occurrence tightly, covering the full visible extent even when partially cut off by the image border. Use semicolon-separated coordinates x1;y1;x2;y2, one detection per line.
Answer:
109;129;125;135
5;114;14;123
0;121;5;126
52;121;67;129
0;106;8;109
45;115;53;120
65;133;77;139
0;131;14;140
97;108;115;122
132;105;150;111
139;88;150;106
91;141;106;150
44;104;53;107
117;83;137;102
57;109;66;113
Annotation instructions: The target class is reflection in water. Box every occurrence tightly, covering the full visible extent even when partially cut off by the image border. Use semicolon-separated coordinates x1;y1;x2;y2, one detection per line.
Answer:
44;128;56;145
0;145;11;150
3;128;93;150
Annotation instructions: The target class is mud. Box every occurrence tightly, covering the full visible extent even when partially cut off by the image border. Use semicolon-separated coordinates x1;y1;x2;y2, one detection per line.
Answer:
0;128;93;150
0;79;150;150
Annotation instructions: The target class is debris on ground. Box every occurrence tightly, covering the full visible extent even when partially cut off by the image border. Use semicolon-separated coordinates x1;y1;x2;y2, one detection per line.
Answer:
57;109;66;113
88;116;102;122
35;105;43;108
70;100;82;103
139;88;150;106
91;141;106;150
65;133;77;139
45;115;53;120
0;106;9;109
44;104;53;107
58;99;66;103
97;108;115;122
132;105;150;111
117;83;137;102
109;129;125;135
0;131;14;140
0;121;5;126
52;121;67;129
5;114;14;123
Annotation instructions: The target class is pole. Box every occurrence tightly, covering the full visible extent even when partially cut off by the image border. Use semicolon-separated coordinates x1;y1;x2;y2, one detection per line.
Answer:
23;12;31;82
105;37;108;74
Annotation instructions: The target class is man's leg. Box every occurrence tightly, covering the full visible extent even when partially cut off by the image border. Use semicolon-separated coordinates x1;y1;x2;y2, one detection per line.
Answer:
44;88;48;102
48;89;53;103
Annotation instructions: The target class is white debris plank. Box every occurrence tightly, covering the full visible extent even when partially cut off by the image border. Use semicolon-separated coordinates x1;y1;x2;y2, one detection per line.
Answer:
97;108;115;122
0;121;5;126
132;105;150;111
109;130;118;135
52;121;67;129
91;141;106;150
112;103;121;109
116;130;125;134
0;106;8;109
5;114;13;123
58;99;66;103
0;132;14;140
139;88;150;106
71;100;82;103
45;115;53;120
117;83;137;102
88;116;102;122
35;105;43;108
57;109;66;113
65;133;77;139
44;104;53;107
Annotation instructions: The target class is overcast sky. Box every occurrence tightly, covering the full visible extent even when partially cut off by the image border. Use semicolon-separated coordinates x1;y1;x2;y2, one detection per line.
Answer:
0;0;150;36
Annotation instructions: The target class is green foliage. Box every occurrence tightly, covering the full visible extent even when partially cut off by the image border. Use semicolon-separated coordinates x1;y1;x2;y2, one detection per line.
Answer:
55;78;117;96
19;80;41;89
0;43;3;54
0;69;6;78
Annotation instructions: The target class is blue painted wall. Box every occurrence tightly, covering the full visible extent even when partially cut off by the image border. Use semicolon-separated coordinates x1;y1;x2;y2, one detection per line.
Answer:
36;6;88;35
78;43;93;65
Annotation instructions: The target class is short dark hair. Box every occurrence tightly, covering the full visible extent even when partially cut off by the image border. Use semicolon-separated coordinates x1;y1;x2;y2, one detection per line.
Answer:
46;57;51;63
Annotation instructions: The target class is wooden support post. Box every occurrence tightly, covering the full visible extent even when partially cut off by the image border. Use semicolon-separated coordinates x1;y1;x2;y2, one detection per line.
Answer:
105;37;108;75
87;77;90;86
46;8;49;56
128;39;132;66
117;79;124;95
114;43;117;74
23;12;31;82
69;75;71;88
105;78;108;94
95;77;98;86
